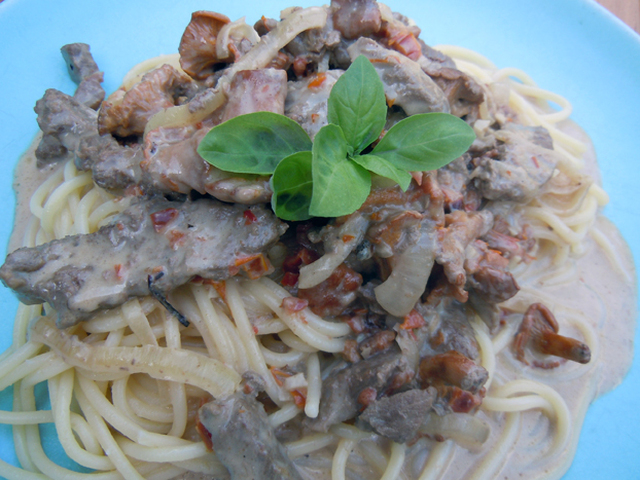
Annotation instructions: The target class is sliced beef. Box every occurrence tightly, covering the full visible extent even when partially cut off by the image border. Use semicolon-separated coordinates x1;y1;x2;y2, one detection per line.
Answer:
0;198;286;327
221;68;288;121
34;89;98;168
198;388;302;480
331;0;381;39
418;44;484;120
60;43;105;109
357;388;436;443
306;348;410;432
285;70;343;139
471;124;559;203
464;239;519;304
347;37;449;115
98;64;197;137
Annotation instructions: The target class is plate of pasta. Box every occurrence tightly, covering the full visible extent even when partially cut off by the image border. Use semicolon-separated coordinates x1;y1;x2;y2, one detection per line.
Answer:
0;0;638;479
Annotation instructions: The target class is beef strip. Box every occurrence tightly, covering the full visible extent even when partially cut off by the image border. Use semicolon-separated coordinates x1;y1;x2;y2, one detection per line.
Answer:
221;68;288;121
0;197;286;327
471;124;559;203
347;37;450;115
331;0;382;39
198;387;302;480
357;388;436;443
60;43;105;109
285;70;343;139
306;348;410;432
34;89;98;168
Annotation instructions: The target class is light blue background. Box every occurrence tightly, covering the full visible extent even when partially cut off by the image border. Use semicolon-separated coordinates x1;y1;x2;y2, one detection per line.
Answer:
0;0;638;478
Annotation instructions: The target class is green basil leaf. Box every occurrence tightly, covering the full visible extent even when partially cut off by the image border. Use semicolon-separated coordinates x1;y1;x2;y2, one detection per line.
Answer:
351;154;413;191
327;55;386;154
271;151;314;221
309;124;371;217
371;113;476;171
197;112;312;175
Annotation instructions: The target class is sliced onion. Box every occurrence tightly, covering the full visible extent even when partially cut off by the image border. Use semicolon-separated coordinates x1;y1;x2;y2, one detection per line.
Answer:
298;214;369;289
216;17;261;60
31;317;240;398
374;223;436;317
419;412;491;451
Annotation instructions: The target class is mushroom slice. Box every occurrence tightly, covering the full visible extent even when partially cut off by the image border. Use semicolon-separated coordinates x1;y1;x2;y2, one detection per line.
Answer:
179;10;232;80
514;303;591;368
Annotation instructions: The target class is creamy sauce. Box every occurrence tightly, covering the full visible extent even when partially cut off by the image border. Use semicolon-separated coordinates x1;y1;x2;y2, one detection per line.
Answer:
5;121;637;480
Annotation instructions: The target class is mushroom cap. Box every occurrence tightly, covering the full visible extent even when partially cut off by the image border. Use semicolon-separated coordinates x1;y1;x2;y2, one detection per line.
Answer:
179;10;231;80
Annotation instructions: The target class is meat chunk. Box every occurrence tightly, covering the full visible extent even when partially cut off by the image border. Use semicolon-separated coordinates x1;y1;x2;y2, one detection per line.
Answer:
198;388;302;480
358;388;436;443
98;64;197;137
60;43;105;109
347;37;449;115
285;70;343;139
471;124;559;203
306;348;410;432
221;69;288;121
34;89;98;168
0;198;286;327
331;0;381;39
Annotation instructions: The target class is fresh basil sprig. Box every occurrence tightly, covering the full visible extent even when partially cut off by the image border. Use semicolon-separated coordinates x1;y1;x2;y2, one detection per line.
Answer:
197;55;476;221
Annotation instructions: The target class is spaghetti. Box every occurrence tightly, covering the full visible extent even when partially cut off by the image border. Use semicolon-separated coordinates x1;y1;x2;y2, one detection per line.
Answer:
0;4;636;480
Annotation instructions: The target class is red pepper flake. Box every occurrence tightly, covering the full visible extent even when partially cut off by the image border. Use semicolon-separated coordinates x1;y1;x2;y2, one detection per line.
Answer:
202;279;226;300
168;230;186;249
195;416;214;451
531;156;540;168
243;209;258;225
357;387;377;408
281;271;299;287
342;235;355;243
282;248;319;273
234;253;272;280
291;389;307;409
281;296;309;314
252;325;259;335
388;31;422;60
270;366;291;387
150;208;179;232
114;264;124;280
308;72;327;88
400;309;426;330
311;113;320;123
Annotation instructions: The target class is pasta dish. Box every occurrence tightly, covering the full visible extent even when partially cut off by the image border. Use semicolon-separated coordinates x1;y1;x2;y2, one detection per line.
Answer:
0;1;636;479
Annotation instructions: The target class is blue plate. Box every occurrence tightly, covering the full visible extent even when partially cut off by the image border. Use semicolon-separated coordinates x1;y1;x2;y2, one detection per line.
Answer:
0;0;638;478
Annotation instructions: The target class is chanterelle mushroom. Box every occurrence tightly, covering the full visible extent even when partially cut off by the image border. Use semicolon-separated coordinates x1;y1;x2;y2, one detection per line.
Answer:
179;10;231;80
514;303;591;369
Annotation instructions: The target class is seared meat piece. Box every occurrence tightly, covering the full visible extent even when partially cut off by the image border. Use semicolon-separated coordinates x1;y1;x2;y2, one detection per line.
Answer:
331;0;381;39
60;43;105;109
418;44;484;120
285;70;343;139
347;37;449;115
471;124;559;203
198;386;302;480
142;127;210;195
422;300;480;361
358;388;436;443
306;348;410;432
34;89;98;168
98;64;197;137
0;198;286;327
221;69;288;121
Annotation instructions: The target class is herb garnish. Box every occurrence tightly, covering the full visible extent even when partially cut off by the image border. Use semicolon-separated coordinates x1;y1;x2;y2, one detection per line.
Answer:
198;56;476;221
